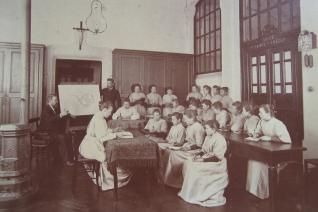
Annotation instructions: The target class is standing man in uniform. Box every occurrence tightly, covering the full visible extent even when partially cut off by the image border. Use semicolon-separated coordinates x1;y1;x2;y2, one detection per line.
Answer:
101;78;121;111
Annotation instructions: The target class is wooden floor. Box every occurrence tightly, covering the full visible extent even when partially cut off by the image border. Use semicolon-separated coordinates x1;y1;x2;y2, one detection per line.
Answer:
1;162;318;212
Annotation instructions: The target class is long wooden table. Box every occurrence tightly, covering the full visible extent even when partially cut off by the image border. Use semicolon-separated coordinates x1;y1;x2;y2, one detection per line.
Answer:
220;131;306;212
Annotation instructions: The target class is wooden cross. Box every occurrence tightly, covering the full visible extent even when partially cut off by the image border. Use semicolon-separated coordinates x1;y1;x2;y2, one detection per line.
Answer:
73;21;89;50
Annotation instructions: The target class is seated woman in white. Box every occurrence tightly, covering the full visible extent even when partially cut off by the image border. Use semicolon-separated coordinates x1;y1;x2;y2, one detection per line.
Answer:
197;99;215;124
129;83;147;118
112;98;140;120
142;109;168;138
159;112;185;184
242;102;260;136
164;110;205;188
230;101;246;134
79;101;132;191
162;87;178;117
186;85;202;102
202;85;212;101
246;104;291;199
171;98;185;114
179;120;228;207
146;85;162;116
212;101;231;130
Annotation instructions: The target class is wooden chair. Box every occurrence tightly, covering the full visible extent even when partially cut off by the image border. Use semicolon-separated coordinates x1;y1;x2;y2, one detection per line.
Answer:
304;159;318;202
29;118;52;171
69;128;100;193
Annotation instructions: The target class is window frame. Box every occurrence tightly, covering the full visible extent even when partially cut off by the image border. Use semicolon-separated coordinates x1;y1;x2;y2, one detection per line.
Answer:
194;0;222;74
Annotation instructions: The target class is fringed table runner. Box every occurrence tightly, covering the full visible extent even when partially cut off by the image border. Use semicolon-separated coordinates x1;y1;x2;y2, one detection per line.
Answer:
104;131;159;174
108;120;146;130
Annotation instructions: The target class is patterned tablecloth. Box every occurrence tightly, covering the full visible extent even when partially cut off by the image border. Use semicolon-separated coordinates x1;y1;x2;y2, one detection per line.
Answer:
108;119;146;130
104;130;159;174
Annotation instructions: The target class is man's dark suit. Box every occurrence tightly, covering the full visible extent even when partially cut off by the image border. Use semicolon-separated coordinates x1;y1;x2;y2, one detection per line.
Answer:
39;105;73;164
101;87;121;110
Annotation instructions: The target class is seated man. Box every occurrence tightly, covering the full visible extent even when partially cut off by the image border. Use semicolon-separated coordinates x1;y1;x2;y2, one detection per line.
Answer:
39;94;74;166
141;109;168;138
112;98;140;120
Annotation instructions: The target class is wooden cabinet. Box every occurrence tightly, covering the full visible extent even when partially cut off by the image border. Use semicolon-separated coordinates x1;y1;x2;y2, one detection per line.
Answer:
113;49;193;104
0;42;44;124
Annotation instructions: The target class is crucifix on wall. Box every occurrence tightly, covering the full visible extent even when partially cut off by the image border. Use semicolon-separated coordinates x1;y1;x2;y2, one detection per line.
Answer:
73;21;89;50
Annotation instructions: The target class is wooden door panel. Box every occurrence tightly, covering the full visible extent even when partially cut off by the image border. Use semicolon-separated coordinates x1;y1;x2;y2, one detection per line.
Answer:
118;55;144;98
7;49;39;123
169;58;191;104
145;56;165;95
0;49;5;123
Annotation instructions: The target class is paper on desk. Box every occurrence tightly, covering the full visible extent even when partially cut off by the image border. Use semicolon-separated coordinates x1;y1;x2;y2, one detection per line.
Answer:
245;136;261;142
168;146;183;151
116;131;134;139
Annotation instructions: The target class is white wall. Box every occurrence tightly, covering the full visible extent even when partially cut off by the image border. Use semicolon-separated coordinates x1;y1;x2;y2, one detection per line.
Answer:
0;0;192;92
300;0;318;159
193;0;241;101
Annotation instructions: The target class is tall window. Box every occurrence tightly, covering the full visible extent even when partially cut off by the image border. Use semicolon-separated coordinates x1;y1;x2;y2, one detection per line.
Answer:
194;0;221;74
241;0;300;42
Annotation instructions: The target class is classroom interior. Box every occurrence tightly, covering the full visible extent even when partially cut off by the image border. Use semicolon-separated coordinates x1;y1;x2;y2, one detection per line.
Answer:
0;0;318;212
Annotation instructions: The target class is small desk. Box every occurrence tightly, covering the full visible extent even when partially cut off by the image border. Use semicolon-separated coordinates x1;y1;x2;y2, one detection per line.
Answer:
221;131;306;212
104;130;159;200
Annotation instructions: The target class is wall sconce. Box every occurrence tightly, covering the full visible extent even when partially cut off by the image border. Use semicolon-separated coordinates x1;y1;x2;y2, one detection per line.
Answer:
298;30;317;68
86;0;107;34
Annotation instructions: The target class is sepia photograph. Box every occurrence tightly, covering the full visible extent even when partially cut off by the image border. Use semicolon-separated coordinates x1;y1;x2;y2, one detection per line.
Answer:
0;0;317;212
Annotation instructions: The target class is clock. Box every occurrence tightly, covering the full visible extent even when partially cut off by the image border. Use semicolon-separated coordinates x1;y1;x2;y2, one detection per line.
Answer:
298;30;317;52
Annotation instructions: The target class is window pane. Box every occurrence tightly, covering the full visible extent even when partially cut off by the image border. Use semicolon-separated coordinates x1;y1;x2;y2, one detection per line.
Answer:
251;0;258;15
243;19;250;41
260;12;268;33
210;0;215;11
275;85;281;94
216;0;220;9
216;30;221;49
270;8;278;29
252;56;257;65
270;0;278;7
205;35;210;52
205;16;209;33
196;21;200;37
216;50;221;70
260;65;266;84
216;10;221;29
260;0;268;11
205;0;210;14
292;0;300;29
200;19;204;35
286;85;293;93
284;51;291;60
211;52;215;71
253;86;258;93
281;3;291;32
243;0;249;17
285;61;292;83
274;52;280;62
210;13;215;31
260;55;266;63
251;15;259;40
274;63;281;83
252;66;258;84
200;2;205;17
206;54;211;72
261;86;267;93
200;37;205;54
210;32;215;50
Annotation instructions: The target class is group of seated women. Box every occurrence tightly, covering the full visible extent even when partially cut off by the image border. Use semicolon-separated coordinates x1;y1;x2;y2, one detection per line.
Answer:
78;82;292;207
